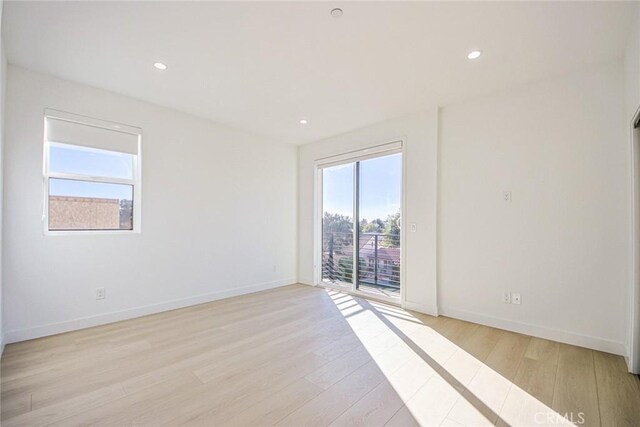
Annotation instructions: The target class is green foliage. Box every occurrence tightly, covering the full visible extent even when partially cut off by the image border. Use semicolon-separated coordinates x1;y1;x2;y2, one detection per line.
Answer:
323;212;353;251
381;210;401;248
323;212;353;233
323;209;401;252
361;218;384;233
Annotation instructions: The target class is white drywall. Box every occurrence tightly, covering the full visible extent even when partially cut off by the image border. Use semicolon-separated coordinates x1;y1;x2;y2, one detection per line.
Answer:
626;6;640;122
3;66;298;342
438;61;628;355
298;110;439;315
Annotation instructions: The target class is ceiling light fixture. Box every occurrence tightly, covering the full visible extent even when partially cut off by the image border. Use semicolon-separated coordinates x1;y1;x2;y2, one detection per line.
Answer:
467;50;482;60
330;8;343;18
300;119;308;125
153;62;168;70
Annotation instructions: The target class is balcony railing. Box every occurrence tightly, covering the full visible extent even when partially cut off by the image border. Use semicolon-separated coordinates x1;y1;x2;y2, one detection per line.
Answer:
322;231;400;291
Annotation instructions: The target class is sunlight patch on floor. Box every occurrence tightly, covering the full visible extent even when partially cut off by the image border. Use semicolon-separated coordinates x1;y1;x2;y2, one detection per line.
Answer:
325;289;575;426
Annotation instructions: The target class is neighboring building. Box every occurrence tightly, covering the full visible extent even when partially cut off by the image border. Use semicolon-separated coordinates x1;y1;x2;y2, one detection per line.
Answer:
49;196;121;230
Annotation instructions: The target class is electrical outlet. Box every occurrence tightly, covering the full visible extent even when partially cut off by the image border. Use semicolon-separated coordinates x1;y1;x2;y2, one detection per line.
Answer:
512;293;521;305
272;265;277;272
410;223;417;232
96;287;106;300
502;292;511;304
503;191;512;202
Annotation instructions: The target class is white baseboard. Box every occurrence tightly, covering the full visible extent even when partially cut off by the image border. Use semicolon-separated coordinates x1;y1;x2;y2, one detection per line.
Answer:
403;300;438;317
4;278;297;344
440;306;626;356
0;333;5;358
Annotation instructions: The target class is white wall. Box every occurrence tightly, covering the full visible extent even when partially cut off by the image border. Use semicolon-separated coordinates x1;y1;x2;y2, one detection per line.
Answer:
3;66;298;342
626;6;640;123
298;110;439;315
439;61;628;355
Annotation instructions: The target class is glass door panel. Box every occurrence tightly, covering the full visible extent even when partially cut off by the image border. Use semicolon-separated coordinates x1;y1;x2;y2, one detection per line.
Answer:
321;163;354;290
357;153;402;298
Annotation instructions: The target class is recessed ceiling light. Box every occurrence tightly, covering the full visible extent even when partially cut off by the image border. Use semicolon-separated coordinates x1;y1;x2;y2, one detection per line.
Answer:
330;8;343;18
153;62;168;70
300;119;308;125
467;50;482;60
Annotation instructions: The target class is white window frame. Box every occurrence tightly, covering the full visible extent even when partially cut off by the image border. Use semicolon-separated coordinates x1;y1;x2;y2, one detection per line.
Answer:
43;109;142;235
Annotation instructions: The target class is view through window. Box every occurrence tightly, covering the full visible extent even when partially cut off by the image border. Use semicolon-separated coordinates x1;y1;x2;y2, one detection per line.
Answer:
44;112;141;232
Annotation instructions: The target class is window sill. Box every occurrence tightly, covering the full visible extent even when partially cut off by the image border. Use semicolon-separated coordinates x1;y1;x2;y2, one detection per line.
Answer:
43;229;141;236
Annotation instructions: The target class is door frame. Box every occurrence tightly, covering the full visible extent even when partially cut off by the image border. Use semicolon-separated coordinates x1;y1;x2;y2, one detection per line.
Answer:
313;138;406;306
629;106;640;374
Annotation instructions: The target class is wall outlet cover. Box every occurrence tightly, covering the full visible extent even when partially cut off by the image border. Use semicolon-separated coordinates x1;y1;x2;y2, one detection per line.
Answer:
512;293;521;304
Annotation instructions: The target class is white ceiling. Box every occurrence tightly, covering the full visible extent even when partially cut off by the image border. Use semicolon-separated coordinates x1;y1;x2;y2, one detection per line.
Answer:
3;1;635;144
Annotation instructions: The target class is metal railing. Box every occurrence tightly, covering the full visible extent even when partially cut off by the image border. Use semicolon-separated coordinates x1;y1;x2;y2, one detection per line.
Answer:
322;231;400;291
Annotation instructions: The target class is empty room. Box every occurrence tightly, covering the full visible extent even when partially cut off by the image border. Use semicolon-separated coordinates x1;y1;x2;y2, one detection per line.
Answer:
1;1;640;426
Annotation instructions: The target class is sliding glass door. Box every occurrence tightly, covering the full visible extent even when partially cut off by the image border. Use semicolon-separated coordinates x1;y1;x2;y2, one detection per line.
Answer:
320;150;402;300
356;153;402;297
321;163;355;291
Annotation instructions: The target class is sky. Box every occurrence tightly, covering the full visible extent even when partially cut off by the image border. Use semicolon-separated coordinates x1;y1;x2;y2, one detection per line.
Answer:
49;143;134;201
322;153;401;221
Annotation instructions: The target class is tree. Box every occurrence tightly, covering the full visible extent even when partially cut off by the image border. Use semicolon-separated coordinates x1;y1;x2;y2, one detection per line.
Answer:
323;212;353;251
323;212;353;233
119;200;133;230
362;218;384;233
381;210;401;248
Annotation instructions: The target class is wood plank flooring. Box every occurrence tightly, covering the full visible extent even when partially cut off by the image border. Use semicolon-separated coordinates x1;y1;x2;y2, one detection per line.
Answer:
1;284;639;426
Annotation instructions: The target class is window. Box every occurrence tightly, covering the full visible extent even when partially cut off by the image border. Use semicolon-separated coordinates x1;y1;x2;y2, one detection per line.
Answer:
43;110;141;233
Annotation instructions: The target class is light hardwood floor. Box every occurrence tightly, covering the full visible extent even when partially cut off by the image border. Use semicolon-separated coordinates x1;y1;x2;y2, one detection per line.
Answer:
1;284;639;426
